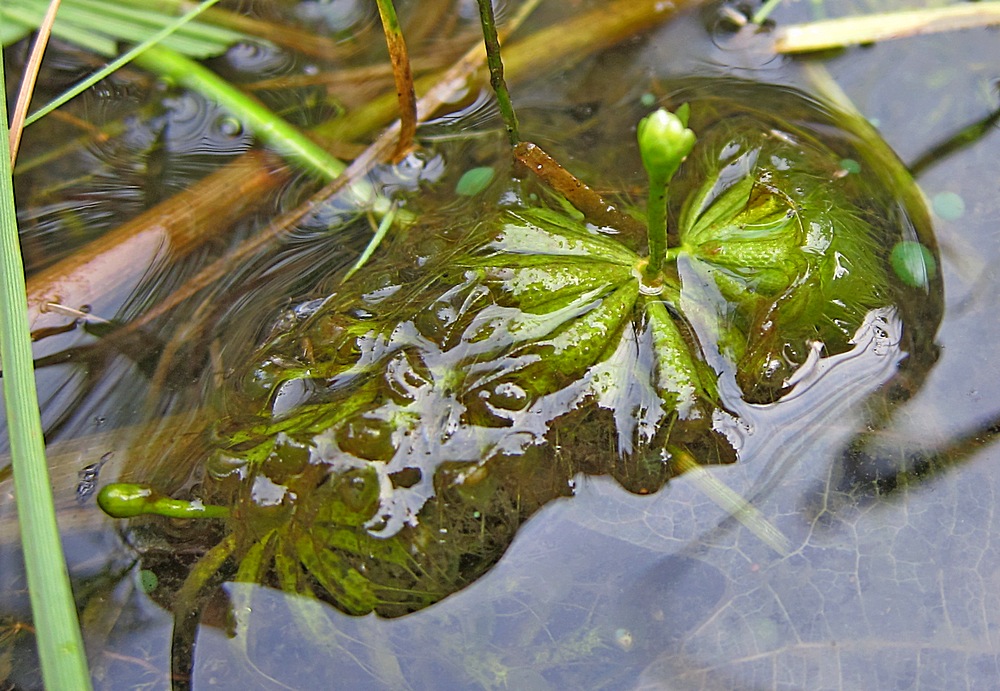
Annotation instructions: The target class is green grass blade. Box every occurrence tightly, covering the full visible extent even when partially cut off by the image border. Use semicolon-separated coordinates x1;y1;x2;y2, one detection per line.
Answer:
0;15;33;44
134;43;346;180
16;0;345;180
64;0;243;42
22;0;345;182
1;5;116;54
23;0;228;125
0;48;93;690
5;0;244;50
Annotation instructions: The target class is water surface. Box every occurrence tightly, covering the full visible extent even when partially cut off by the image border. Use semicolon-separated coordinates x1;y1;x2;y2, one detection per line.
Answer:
3;0;1000;688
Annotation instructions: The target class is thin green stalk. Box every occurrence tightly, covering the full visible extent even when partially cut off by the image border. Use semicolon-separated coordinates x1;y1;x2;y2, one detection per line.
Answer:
135;43;346;180
644;171;668;278
475;0;519;147
0;49;93;690
342;204;397;283
752;0;784;25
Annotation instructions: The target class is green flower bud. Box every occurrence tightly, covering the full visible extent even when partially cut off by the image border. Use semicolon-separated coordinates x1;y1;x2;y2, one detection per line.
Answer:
97;483;229;520
637;107;697;183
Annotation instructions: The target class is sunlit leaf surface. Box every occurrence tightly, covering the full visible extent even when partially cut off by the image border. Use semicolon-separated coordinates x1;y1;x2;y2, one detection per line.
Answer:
117;80;942;619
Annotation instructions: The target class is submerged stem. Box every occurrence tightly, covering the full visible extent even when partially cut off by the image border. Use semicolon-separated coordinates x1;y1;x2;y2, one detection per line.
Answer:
172;533;238;688
672;449;791;556
644;173;669;279
374;0;417;161
513;141;646;234
475;0;520;147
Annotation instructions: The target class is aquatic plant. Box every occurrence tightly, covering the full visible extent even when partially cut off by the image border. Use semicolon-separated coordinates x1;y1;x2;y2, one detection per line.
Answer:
0;42;92;691
7;0;986;687
99;79;940;623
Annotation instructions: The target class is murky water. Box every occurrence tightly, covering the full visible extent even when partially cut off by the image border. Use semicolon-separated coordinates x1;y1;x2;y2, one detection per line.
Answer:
3;0;1000;688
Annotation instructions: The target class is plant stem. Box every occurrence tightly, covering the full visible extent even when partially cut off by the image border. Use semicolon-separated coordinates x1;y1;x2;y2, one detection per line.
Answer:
644;173;668;279
135;43;346;180
908;105;1000;178
637;107;694;281
672;449;791;556
171;533;238;687
374;0;417;161
475;0;519;147
752;0;784;25
513;141;646;234
0;49;93;691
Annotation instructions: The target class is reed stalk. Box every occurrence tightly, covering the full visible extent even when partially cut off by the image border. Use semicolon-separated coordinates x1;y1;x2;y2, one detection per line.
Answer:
774;2;1000;53
475;0;519;147
374;0;418;160
0;48;93;690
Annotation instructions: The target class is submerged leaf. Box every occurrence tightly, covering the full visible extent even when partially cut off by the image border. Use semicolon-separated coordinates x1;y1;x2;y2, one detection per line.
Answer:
673;109;895;400
109;80;941;618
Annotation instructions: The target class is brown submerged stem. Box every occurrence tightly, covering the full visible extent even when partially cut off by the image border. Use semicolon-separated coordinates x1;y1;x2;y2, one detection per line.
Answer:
26;151;289;338
375;0;418;161
513;141;645;234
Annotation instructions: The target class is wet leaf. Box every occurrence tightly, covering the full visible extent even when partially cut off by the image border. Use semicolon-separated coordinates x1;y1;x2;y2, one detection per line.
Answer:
456;166;496;196
109;80;941;620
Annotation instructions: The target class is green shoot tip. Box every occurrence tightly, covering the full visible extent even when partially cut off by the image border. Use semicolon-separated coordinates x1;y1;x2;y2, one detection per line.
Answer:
637;106;696;183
